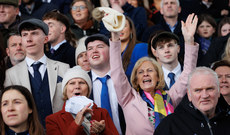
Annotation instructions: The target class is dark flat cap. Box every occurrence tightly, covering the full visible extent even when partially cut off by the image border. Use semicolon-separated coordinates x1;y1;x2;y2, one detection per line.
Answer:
18;18;49;35
151;31;179;49
85;34;109;47
0;0;18;6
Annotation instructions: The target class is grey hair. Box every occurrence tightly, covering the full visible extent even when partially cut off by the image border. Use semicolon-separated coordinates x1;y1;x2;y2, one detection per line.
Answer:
161;0;180;8
187;67;220;94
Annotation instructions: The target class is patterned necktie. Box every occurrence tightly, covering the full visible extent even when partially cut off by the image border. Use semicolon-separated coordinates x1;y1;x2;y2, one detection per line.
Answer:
98;75;113;119
168;72;175;88
32;62;42;87
50;48;55;54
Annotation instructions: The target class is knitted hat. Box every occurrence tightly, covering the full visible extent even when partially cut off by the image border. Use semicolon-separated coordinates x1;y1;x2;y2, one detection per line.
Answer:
18;18;49;35
62;66;92;97
92;7;125;32
75;36;88;65
0;0;18;6
150;31;179;49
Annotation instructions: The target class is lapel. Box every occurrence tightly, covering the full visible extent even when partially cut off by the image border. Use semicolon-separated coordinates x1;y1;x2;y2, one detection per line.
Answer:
17;60;32;91
46;58;58;101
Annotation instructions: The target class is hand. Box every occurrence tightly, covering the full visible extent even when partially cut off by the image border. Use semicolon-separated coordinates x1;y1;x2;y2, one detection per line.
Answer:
90;120;105;134
181;13;198;45
74;103;93;125
221;9;229;16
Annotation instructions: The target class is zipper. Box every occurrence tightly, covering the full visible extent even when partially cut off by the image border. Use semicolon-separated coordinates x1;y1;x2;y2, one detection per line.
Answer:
204;115;213;135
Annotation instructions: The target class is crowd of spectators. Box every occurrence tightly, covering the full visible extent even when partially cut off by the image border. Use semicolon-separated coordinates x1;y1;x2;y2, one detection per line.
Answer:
0;0;230;134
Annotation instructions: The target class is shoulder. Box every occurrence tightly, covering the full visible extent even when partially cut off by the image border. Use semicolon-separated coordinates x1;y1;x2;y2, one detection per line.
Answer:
47;58;69;67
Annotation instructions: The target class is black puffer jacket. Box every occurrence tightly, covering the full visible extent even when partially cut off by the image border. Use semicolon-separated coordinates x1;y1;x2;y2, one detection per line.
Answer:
154;95;230;135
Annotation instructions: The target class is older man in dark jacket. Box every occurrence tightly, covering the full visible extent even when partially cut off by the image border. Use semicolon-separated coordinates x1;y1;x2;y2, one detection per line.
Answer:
154;67;230;135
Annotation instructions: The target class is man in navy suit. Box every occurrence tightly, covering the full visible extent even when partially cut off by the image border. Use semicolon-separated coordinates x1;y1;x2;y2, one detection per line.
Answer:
4;18;69;127
43;11;76;67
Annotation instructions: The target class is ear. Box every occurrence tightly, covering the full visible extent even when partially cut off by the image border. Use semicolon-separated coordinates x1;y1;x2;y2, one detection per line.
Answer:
61;24;66;34
6;48;10;56
187;89;192;102
177;45;180;53
28;108;32;114
44;36;49;44
151;47;158;58
178;6;181;13
160;8;163;15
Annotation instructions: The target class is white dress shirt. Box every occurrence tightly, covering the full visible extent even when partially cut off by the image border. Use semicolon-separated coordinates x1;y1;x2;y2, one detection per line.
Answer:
25;55;47;79
162;62;182;89
91;70;122;135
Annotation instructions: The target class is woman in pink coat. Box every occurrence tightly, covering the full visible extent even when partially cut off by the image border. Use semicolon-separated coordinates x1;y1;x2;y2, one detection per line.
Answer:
109;13;199;134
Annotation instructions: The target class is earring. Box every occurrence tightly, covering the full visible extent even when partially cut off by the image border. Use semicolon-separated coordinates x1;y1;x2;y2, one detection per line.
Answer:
130;33;133;39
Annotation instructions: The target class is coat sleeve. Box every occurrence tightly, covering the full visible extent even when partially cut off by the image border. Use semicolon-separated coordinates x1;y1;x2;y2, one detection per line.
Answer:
167;43;199;107
46;114;83;135
109;40;137;107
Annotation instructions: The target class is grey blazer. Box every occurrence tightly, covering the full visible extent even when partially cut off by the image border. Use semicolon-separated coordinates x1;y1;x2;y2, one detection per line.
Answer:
4;58;70;113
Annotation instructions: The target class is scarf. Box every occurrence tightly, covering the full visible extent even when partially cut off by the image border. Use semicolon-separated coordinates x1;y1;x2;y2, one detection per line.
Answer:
140;89;174;128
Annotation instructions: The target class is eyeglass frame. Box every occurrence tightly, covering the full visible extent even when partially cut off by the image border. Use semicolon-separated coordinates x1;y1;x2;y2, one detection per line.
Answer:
71;5;87;11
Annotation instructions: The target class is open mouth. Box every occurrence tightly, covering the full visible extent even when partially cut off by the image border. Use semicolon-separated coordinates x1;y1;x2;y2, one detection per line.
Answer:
143;79;152;83
92;55;99;59
75;93;80;96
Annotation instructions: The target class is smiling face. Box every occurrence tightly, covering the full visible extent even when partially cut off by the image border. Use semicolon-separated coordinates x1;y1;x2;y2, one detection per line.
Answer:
44;19;65;46
6;35;25;65
66;78;89;98
71;1;89;24
1;90;32;132
188;73;220;118
0;4;19;28
86;40;110;69
21;28;48;60
220;23;230;37
136;61;159;92
160;0;181;18
215;66;230;97
197;21;215;38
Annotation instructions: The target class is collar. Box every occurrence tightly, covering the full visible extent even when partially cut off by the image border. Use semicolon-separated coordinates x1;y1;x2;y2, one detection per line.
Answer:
50;40;67;50
91;70;111;82
6;127;29;135
162;62;181;79
25;55;47;67
25;3;35;14
166;21;178;32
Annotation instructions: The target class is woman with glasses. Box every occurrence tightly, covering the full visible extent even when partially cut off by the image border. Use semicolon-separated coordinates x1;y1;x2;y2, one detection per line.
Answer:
68;0;99;40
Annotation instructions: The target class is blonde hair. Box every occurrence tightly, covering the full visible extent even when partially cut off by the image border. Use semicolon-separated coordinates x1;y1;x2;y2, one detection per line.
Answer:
130;57;165;91
222;37;230;60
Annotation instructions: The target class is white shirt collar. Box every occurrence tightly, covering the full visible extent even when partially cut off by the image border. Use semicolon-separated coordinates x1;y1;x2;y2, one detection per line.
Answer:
50;40;67;51
91;70;111;82
25;55;47;67
162;62;181;87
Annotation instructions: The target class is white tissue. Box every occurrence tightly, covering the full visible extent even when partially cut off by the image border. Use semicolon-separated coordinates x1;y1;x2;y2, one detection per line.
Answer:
65;96;94;115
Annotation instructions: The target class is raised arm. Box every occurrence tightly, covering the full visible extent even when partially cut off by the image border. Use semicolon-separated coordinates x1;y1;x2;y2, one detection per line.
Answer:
110;31;136;107
168;13;199;107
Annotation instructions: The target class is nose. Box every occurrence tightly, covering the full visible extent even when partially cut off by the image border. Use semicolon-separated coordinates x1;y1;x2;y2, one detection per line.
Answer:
201;90;209;98
0;5;4;11
164;46;170;53
220;75;227;83
16;44;22;50
7;103;15;111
